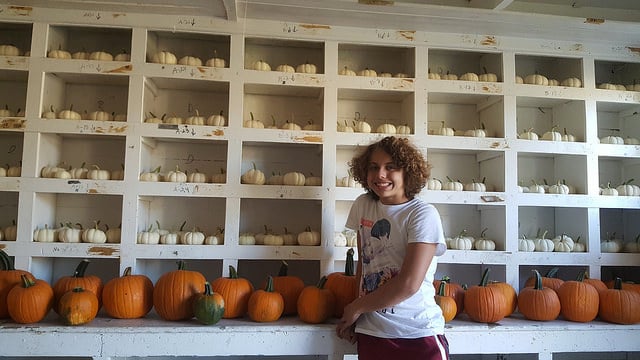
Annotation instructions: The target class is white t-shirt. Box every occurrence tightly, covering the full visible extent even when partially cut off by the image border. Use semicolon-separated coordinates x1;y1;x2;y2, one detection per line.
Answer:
346;193;447;339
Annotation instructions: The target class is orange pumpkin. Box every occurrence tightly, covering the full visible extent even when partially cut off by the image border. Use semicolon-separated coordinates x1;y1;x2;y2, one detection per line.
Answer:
59;287;99;325
0;249;35;319
517;270;560;321
325;248;358;317
433;276;465;315
7;274;54;324
152;260;206;321
488;280;517;317
463;268;507;323
297;276;335;324
598;277;640;324
211;265;254;319
557;271;599;323
580;270;608;294
102;267;154;319
264;261;304;316
52;259;103;314
248;276;284;322
524;267;564;293
435;281;457;322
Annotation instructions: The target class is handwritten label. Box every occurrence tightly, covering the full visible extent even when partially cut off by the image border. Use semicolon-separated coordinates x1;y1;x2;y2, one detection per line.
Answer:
278;73;296;84
617;93;640;102
458;83;477;92
543;89;563;97
83;11;102;20
369;78;386;87
76;123;97;133
177;17;196;26
376;29;392;40
68;181;88;193
172;66;188;75
282;23;298;33
176;125;197;136
173;182;196;194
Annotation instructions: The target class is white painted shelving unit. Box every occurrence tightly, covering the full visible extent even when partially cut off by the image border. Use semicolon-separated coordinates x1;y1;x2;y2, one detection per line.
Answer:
0;3;639;359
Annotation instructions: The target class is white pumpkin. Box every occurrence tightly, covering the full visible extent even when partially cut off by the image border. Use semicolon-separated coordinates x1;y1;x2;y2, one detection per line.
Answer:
165;166;187;183
282;227;297;246
58;223;83;243
276;64;295;73
58;106;82;120
164;115;184;125
187;169;207;183
518;236;535;252
178;56;203;66
72;51;90;60
561;77;582;87
206;111;226;126
376;123;397;134
572;236;587;252
7;164;21;177
337;120;354;133
600;233;622;253
150;51;177;65
82;221;107;243
305;175;322;186
519;128;539;140
548;182;570;195
397;124;411;135
145;112;165;124
600;183;619;196
244;112;265;128
211;168;226;184
623;234;640;253
87;110;113;121
241;163;266;185
3;221;18;241
283;171;306;186
442;177;463;191
553;233;575;252
303;120;322;131
464;178;487;192
0;44;21;56
354;120;372;133
296;62;317;74
441;72;458;80
438;121;455;136
524;74;549;86
251;59;271;71
515;75;524;84
159;232;179;245
474;229;496;251
105;224;121;243
140;166;162;182
297;227;321;246
239;232;256;245
137;226;160;244
426;178;442;191
541;126;562;141
448;230;473;250
334;231;347;247
358;68;377;77
181;228;206;245
114;50;131;62
478;72;498;82
534;230;554;252
459;72;479;82
87;165;110;180
205;52;226;68
547;79;560;86
42;105;57;119
89;51;113;61
48;48;72;59
600;135;624;144
427;71;441;80
624;136;640;145
339;66;357;76
33;224;56;243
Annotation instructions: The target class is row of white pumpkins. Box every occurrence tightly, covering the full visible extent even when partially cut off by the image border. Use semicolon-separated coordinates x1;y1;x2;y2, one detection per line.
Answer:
598;83;640;92
518;232;586;253
139;166;225;184
240;165;321;186
47;47;130;62
33;221;120;244
599;180;640;196
144;111;226;126
600;233;640;253
337;120;412;134
137;222;224;245
41;106;127;122
428;70;500;82
426;177;493;192
0;164;22;177
0;44;28;56
0;105;24;117
41;164;122;181
517;179;576;194
333;229;358;247
238;226;321;246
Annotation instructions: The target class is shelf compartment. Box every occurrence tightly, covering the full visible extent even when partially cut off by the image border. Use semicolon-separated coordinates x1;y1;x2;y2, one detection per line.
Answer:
428;92;504;138
147;30;230;68
601;265;640;283
137;196;226;243
594;59;640;91
244;83;324;131
242;141;323;186
515;54;583;86
517;152;587;195
516;96;585;143
0;22;32;58
0;69;27;120
245;37;324;74
518;206;589;252
140;137;227;186
239;198;322;246
0;132;23;174
47;25;132;60
428;49;502;82
599;208;640;254
36;133;126;180
32;192;123;243
338;89;414;135
41;72;129;122
339;43;414;78
598;156;640;194
143;77;229;125
30;256;120;287
596;101;640;145
427;148;505;193
0;191;19;242
437;203;506;251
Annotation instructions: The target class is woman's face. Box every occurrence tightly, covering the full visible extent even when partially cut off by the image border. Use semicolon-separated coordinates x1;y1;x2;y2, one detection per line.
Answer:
366;149;408;205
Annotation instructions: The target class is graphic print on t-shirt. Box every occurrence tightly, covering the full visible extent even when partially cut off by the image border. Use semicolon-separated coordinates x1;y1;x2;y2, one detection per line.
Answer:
360;218;400;299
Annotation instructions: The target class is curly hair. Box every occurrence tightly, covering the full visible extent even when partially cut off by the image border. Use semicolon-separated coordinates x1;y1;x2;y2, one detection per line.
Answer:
349;136;432;200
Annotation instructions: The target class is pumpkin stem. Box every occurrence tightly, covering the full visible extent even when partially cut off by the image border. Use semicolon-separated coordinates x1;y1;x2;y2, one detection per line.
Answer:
437;280;447;296
122;266;132;277
20;274;36;288
176;260;187;271
277;261;289;276
613;277;623;290
264;275;275;292
0;249;15;270
345;248;355;276
479;268;491;287
532;269;544;290
316;275;328;289
545;267;559;278
228;265;239;279
73;259;90;278
576;269;586;282
203;281;213;296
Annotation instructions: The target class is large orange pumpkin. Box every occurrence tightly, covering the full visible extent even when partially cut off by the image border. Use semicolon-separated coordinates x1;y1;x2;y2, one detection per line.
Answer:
59;287;99;325
463;268;507;323
517;270;560;321
102;267;154;319
557;271;599;323
264;261;304;316
599;277;640;324
153;260;206;321
297;276;335;324
433;276;465;315
7;274;54;324
248;276;284;322
52;259;103;314
211;265;254;319
435;281;457;322
325;248;358;318
524;267;564;293
0;249;35;319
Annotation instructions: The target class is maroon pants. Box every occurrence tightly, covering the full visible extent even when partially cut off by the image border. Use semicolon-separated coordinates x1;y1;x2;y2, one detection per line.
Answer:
357;333;449;360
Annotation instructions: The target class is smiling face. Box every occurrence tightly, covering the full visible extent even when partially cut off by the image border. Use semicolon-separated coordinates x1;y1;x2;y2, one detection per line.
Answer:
367;149;408;205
